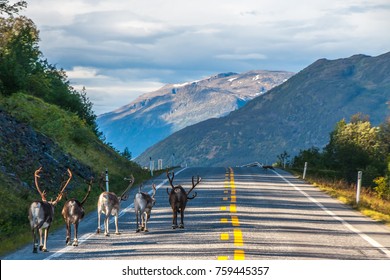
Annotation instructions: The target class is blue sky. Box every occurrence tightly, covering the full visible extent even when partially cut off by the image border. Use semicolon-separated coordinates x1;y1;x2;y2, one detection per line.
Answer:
22;0;390;115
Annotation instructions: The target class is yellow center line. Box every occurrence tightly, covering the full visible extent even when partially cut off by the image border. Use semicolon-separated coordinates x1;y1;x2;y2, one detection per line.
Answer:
234;250;245;260
231;216;240;227
233;229;243;246
218;168;245;260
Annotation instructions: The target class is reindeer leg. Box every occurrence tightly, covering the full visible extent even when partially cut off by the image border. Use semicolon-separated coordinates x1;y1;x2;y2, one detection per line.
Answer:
172;208;178;229
179;207;185;229
97;211;101;234
66;222;71;245
73;222;79;246
136;210;140;232
104;214;110;236
114;213;120;235
32;227;38;253
41;228;49;252
143;212;148;232
39;228;44;251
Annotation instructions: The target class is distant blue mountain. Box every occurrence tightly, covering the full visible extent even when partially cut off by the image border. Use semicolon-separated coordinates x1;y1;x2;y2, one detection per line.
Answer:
97;70;293;157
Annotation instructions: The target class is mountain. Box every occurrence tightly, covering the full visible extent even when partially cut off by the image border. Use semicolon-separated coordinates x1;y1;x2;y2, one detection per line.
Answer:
97;70;294;157
135;52;390;167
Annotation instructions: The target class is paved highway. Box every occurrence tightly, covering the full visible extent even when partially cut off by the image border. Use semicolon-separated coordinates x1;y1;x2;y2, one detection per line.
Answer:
4;166;390;260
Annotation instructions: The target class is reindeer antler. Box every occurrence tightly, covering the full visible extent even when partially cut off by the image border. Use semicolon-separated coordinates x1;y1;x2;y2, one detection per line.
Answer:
80;176;93;205
52;169;72;205
187;175;201;199
120;174;135;201
34;167;47;202
166;171;175;189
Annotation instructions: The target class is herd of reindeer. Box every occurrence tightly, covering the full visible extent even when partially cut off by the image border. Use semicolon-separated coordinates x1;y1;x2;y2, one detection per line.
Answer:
28;167;201;253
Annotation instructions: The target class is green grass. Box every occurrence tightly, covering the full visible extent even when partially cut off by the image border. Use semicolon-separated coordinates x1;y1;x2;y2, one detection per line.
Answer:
0;92;154;256
291;170;390;226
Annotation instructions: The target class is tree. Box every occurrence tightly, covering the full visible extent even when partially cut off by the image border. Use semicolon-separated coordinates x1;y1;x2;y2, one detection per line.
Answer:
0;0;27;16
277;151;290;168
122;147;132;161
0;12;97;131
324;114;386;184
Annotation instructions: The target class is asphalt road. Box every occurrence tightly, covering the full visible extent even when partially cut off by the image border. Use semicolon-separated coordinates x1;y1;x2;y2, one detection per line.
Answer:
3;166;390;260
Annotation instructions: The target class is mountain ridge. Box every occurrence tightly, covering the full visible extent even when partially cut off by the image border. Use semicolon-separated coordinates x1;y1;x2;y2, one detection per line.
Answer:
97;70;294;157
135;52;390;167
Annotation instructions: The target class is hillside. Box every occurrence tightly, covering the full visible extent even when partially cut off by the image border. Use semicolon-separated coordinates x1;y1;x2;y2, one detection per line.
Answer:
136;52;390;167
97;70;294;157
0;93;150;255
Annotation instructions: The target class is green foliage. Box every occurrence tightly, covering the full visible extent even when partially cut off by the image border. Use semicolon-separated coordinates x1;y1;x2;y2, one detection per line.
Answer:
0;15;97;131
292;113;389;199
122;147;132;161
374;177;390;200
0;0;27;16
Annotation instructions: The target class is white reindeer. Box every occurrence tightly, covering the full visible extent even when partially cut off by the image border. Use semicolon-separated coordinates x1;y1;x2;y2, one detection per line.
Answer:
134;184;156;232
97;174;134;236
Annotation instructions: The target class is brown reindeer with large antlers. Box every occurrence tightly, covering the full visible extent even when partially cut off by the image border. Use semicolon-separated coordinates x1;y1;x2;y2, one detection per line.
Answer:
96;174;134;236
166;171;201;229
61;177;93;246
28;167;72;253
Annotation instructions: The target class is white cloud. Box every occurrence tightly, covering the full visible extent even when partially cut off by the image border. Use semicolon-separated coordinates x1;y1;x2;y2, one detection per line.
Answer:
21;0;390;115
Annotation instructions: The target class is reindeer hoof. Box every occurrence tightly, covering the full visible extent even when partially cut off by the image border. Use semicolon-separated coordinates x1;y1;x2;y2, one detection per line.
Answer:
115;232;120;235
33;248;38;253
172;225;178;229
136;229;141;233
105;233;110;237
72;242;78;246
179;224;184;229
39;245;43;251
144;229;149;232
96;228;100;234
42;248;48;252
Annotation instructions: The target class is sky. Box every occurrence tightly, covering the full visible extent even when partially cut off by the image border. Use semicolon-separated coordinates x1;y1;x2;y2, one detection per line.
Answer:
20;0;390;115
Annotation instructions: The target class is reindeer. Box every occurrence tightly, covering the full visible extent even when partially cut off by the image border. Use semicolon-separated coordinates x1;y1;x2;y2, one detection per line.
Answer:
166;171;201;229
134;184;156;232
61;177;93;246
96;174;134;236
262;165;275;172
28;167;72;253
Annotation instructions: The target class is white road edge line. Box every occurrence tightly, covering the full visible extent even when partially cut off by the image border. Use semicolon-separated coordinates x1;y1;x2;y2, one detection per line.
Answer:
45;167;188;260
272;169;390;258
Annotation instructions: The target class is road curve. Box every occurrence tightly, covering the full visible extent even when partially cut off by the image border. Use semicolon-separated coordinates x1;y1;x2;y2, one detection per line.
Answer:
3;166;390;260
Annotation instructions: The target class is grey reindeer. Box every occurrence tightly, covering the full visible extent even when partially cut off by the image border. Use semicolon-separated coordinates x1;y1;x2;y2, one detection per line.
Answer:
134;184;157;232
96;173;134;236
61;177;93;246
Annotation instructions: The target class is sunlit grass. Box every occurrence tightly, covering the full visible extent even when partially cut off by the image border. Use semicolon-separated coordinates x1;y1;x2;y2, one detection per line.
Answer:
297;173;390;226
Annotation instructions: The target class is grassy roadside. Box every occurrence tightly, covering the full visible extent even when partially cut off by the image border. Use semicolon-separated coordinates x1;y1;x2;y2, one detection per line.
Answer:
288;169;390;226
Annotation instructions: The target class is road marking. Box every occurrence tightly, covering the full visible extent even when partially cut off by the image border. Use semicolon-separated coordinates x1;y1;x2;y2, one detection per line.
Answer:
272;169;390;258
233;229;243;246
44;168;189;260
234;250;245;260
218;168;245;260
231;216;240;226
220;233;229;240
